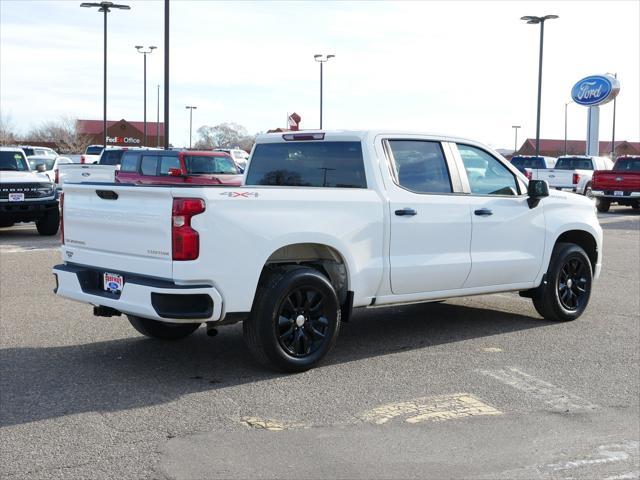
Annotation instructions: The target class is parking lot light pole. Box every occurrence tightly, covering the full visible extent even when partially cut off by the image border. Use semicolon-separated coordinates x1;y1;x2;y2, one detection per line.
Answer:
313;54;335;130
185;106;197;149
512;125;521;154
564;100;573;156
156;84;160;147
135;45;157;146
80;1;131;148
521;14;559;158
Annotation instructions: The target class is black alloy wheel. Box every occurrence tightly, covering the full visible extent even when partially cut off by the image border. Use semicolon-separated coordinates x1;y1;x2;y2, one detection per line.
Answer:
557;258;589;311
276;286;330;357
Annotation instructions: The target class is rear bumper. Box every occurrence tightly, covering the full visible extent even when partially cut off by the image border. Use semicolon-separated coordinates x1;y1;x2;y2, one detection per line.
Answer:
53;263;223;323
592;190;640;199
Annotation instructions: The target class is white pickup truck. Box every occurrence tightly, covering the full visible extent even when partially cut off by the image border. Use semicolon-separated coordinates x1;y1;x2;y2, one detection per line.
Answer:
53;131;603;372
532;155;614;198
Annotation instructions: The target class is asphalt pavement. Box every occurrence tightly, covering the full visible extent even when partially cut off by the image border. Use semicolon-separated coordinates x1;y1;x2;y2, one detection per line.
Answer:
0;207;638;479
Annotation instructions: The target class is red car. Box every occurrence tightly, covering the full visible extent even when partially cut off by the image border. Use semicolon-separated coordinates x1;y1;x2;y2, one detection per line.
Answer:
592;155;640;212
116;150;243;185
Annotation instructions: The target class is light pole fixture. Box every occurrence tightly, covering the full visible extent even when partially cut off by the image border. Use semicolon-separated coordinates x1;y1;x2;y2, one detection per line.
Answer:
185;106;197;149
313;54;335;129
80;1;131;148
521;14;559;158
512;125;521;154
156;84;160;147
135;45;156;146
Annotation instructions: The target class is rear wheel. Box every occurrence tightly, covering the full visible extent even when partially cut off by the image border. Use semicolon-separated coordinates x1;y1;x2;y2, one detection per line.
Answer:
532;243;593;322
127;315;200;340
596;198;610;213
36;208;60;235
583;182;594;199
243;266;341;372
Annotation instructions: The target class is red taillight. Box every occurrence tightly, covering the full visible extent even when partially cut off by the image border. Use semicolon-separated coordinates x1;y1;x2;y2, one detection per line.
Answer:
525;170;533;180
572;173;581;184
80;155;86;164
60;192;65;245
172;198;205;261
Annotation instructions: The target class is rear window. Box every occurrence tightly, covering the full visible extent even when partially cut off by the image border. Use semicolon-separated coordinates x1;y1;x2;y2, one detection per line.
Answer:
184;155;238;175
555;158;594;170
245;141;366;188
614;158;640;172
100;150;125;166
511;157;545;170
86;146;103;155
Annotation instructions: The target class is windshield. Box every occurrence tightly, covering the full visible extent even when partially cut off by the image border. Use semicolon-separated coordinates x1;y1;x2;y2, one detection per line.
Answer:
614;158;640;172
86;146;103;155
0;151;30;171
184;155;238;174
100;150;125;165
555;158;594;170
28;158;56;170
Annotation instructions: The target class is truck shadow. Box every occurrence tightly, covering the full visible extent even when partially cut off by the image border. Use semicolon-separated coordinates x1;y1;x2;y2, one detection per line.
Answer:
0;301;551;427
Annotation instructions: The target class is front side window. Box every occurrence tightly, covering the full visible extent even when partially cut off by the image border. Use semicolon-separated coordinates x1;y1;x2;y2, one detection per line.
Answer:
140;155;158;176
458;144;518;196
159;155;181;175
387;140;452;194
100;150;125;166
245;141;366;188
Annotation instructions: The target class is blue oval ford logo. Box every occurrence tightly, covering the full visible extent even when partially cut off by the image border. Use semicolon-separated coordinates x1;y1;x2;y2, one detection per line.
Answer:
107;281;119;290
571;75;619;106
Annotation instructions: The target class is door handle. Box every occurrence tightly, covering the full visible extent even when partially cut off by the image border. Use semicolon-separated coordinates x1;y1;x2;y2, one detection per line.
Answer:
395;208;417;216
474;208;493;216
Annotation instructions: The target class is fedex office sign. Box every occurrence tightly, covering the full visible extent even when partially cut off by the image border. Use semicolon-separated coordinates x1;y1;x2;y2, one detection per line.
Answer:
106;136;141;144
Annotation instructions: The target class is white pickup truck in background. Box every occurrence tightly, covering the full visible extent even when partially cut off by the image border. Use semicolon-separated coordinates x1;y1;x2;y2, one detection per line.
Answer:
53;130;603;372
80;145;104;164
531;155;614;198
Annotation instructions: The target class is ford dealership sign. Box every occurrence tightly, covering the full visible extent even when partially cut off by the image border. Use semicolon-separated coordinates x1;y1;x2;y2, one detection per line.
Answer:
571;75;620;106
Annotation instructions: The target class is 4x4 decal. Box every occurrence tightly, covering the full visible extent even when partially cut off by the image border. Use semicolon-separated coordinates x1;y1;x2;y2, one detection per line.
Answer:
219;192;259;198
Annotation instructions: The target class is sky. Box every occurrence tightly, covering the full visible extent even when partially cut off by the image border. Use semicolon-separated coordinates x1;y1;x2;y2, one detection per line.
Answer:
1;0;639;150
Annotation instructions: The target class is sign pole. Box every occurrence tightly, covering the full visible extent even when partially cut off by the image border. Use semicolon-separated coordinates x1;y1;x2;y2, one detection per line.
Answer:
586;106;600;156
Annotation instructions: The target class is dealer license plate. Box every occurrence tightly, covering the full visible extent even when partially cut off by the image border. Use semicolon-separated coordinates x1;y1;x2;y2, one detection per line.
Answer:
8;193;24;202
614;191;624;196
103;272;124;294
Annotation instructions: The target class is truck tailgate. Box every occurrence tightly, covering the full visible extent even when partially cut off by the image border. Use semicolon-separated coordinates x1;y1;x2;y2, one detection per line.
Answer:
59;164;117;185
536;169;575;187
62;184;173;278
593;171;640;191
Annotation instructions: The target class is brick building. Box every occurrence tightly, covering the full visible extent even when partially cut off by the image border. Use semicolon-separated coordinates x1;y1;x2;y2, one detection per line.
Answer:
76;119;165;147
516;138;640;158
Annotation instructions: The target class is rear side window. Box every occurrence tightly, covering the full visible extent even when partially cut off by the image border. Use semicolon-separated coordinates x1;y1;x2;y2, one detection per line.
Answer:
246;141;366;188
120;152;140;172
387;140;452;194
100;150;125;166
140;155;158;175
159;155;181;174
555;158;594;170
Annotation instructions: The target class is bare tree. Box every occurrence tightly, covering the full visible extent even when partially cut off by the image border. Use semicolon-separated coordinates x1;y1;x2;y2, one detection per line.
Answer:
25;117;92;154
194;122;256;151
0;113;18;146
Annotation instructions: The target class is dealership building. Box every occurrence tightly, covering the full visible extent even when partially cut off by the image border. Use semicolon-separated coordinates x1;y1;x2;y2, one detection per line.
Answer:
76;119;165;147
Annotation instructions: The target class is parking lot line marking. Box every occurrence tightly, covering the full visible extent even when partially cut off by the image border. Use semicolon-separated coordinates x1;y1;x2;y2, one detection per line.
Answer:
545;441;639;473
0;246;58;254
481;347;503;352
478;367;598;411
358;393;502;425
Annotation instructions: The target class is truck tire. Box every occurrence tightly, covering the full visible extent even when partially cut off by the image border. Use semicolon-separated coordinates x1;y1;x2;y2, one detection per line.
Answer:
127;315;200;340
36;208;60;236
596;198;610;213
532;243;593;322
583;182;594;199
243;266;341;372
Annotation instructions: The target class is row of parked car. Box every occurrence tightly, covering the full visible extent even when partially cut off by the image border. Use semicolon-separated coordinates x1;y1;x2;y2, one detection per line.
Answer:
0;144;250;235
510;154;640;211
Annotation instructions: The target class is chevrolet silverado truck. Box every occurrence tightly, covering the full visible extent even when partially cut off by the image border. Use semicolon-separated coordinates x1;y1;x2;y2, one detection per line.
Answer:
53;131;603;372
0;147;60;234
592;155;640;212
533;155;614;198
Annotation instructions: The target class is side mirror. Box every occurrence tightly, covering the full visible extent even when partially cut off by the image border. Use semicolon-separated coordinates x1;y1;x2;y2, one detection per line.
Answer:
36;164;46;173
527;179;549;208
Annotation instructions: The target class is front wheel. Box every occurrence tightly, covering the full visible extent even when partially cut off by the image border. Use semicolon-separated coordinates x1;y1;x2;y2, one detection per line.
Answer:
532;243;593;322
243;266;341;372
127;315;200;340
596;198;610;213
36;208;60;235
